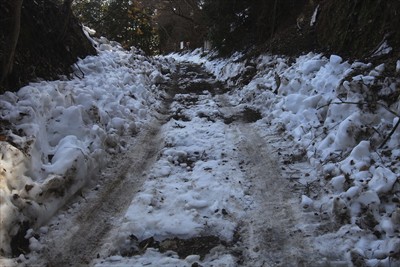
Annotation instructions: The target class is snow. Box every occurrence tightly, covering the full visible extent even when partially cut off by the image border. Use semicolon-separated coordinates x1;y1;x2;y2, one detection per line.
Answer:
112;106;246;243
92;88;249;266
310;5;319;26
1;34;400;266
0;37;166;257
368;167;397;194
372;40;393;57
167;49;400;265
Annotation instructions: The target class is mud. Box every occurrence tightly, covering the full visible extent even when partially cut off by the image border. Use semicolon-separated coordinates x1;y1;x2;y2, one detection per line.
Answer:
223;107;263;124
34;114;168;266
121;235;225;260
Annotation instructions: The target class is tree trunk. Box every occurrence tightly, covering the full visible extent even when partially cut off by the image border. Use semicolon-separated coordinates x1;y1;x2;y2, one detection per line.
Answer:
0;0;23;88
270;0;278;39
58;0;74;41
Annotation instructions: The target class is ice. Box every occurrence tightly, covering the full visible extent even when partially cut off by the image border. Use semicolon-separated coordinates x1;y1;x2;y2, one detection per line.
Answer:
299;58;325;75
349;141;370;160
331;175;346;192
284;94;307;113
310;5;319;26
94;248;236;267
342;186;360;200
333;114;359;150
355;191;380;206
380;218;395;236
372;40;392;57
44;135;88;175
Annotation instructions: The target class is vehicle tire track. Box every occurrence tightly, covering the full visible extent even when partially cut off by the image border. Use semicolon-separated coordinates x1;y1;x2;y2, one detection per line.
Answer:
214;91;323;266
229;123;326;267
36;117;166;267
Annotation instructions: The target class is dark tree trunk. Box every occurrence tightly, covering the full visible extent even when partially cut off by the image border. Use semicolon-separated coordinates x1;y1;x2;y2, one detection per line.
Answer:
58;0;74;41
0;0;23;89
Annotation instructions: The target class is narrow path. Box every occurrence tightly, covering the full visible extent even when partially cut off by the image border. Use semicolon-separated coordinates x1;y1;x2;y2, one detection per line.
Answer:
216;93;323;266
30;116;167;266
25;61;323;266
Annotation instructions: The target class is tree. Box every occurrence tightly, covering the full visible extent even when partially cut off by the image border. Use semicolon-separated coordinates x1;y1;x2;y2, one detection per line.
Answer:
202;0;308;55
202;0;251;54
0;0;23;90
126;1;158;53
0;0;96;92
72;0;159;54
72;0;105;30
153;0;207;52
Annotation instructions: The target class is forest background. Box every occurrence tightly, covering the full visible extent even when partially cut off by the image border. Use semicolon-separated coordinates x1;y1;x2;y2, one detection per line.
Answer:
1;0;400;92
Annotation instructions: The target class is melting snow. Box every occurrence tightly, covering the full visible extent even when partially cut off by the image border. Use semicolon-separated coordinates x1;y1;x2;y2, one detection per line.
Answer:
0;36;399;266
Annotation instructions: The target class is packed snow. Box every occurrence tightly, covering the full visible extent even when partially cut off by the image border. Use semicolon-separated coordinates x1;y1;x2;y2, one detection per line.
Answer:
0;34;399;266
93;89;247;266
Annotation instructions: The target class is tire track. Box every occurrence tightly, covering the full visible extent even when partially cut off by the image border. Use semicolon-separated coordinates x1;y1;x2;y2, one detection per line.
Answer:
31;117;166;267
232;124;319;266
216;92;324;266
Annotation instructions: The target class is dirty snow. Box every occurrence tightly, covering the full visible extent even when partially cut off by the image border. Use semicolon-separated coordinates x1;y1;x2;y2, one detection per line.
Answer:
168;50;400;266
0;37;167;258
0;35;399;267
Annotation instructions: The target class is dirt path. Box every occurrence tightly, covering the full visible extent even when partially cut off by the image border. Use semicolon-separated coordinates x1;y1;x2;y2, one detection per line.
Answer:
230;124;320;266
31;116;167;267
25;62;323;266
214;92;323;266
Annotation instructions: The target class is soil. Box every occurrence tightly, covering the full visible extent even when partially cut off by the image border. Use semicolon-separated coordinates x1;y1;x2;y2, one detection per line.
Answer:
255;0;400;65
316;0;400;59
223;107;263;125
0;0;96;93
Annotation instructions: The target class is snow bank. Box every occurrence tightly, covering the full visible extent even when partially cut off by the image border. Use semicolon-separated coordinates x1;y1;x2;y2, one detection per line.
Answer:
170;50;400;265
0;38;168;256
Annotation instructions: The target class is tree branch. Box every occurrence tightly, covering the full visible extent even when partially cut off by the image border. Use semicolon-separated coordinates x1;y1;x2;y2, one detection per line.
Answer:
379;118;400;149
169;7;195;24
317;100;399;117
315;99;400;150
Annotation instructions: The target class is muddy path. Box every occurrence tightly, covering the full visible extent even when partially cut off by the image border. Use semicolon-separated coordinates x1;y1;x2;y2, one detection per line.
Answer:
32;118;166;266
215;93;323;266
25;61;323;266
228;124;321;266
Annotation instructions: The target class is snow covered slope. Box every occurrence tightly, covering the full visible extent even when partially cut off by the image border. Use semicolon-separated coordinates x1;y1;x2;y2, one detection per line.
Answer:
0;38;168;257
169;50;400;266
